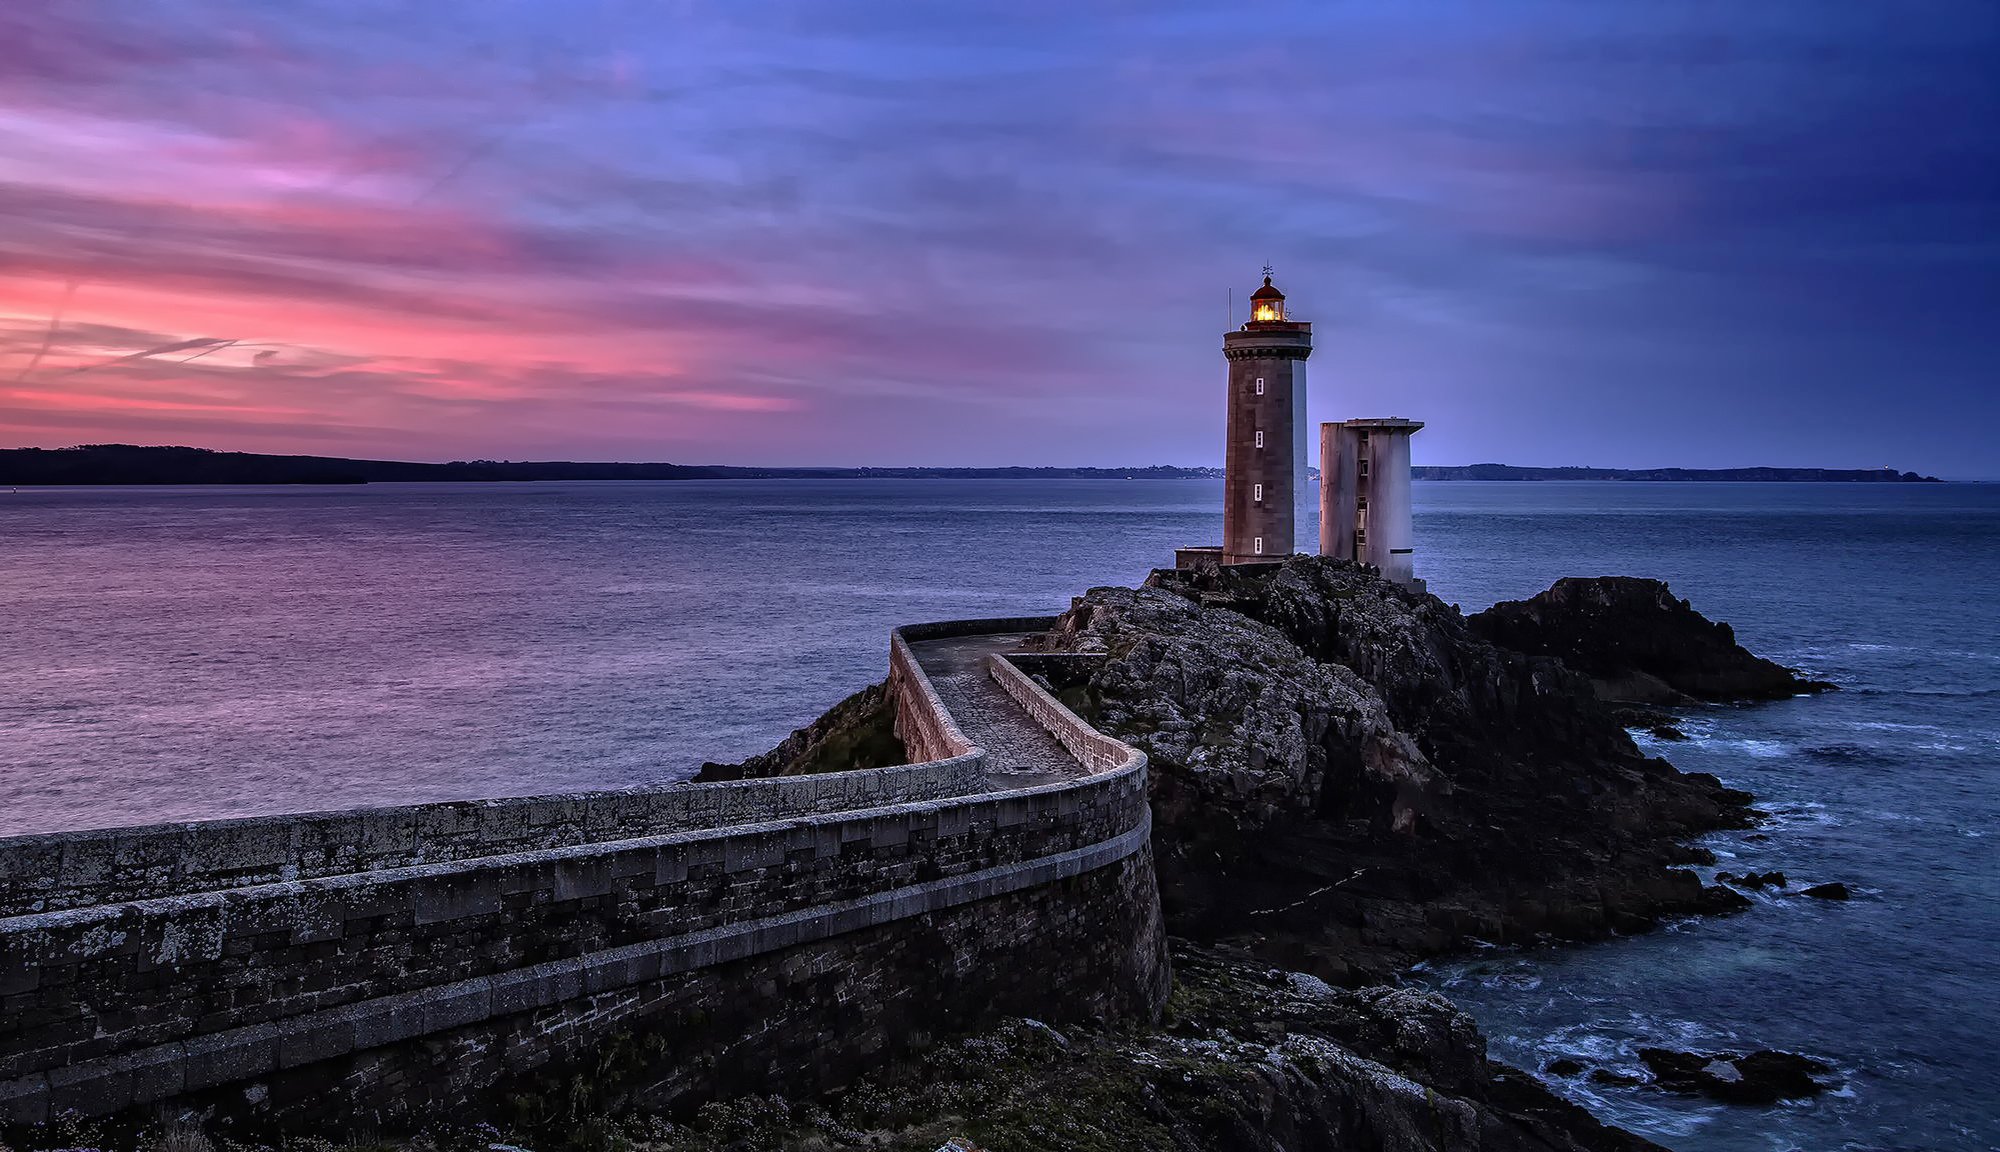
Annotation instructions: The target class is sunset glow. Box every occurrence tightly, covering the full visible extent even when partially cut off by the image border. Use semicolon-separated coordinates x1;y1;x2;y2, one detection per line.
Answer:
3;2;1995;472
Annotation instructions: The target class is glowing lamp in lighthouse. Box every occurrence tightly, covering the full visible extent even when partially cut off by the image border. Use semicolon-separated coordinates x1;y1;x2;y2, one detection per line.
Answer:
1248;276;1286;324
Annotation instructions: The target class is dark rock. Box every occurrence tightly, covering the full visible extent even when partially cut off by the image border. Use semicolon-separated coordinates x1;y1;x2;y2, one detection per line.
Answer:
1802;882;1852;901
1021;557;1759;973
1610;704;1688;740
1545;1057;1585;1077
1589;1068;1646;1087
1637;1047;1836;1104
1717;870;1786;890
692;681;904;781
1468;576;1836;703
1699;883;1754;913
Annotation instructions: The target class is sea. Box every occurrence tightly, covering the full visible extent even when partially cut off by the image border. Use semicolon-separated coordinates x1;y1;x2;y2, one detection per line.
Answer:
1;479;1994;1151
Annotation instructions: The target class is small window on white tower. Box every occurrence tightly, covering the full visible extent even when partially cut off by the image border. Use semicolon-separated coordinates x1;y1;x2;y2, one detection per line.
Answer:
1255;378;1266;395
1254;536;1264;555
1253;483;1263;502
1255;430;1264;448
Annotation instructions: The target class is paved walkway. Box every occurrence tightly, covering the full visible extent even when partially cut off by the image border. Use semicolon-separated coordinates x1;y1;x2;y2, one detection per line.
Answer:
906;633;1086;789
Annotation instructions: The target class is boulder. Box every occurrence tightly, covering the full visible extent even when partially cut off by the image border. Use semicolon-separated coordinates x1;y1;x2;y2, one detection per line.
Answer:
1468;577;1835;703
1699;884;1754;913
1802;882;1852;901
1589;1068;1646;1087
1637;1047;1836;1104
1717;870;1786;890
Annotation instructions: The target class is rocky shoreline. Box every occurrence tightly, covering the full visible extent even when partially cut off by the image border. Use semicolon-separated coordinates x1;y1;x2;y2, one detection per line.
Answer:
616;939;1671;1152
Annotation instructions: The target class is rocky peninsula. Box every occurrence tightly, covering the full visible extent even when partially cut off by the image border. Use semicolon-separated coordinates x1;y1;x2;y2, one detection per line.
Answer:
679;557;1829;1151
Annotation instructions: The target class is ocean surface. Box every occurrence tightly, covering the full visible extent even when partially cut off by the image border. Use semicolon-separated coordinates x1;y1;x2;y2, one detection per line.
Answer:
1;480;1994;1150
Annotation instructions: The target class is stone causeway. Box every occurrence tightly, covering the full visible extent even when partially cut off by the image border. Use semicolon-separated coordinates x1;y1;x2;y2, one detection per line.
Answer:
0;617;1168;1129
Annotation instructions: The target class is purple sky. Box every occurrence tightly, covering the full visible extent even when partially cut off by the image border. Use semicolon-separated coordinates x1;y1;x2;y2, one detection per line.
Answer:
3;1;1996;474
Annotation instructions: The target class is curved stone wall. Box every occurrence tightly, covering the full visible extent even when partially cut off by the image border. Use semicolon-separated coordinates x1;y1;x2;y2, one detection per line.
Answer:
0;619;1166;1130
0;758;990;918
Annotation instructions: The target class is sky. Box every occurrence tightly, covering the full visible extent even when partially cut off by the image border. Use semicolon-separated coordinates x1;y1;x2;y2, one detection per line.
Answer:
2;2;1996;475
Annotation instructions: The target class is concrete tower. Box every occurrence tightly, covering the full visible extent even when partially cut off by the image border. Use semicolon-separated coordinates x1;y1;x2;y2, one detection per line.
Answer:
1320;418;1425;588
1221;274;1313;564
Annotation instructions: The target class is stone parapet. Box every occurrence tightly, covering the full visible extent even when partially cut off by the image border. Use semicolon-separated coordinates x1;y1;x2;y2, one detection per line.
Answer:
987;655;1136;775
0;759;987;917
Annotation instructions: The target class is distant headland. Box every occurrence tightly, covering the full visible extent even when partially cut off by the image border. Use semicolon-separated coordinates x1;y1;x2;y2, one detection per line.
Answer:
1413;463;1941;483
0;445;1943;485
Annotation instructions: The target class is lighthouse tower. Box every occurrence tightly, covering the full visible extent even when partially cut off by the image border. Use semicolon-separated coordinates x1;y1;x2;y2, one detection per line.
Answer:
1220;273;1313;563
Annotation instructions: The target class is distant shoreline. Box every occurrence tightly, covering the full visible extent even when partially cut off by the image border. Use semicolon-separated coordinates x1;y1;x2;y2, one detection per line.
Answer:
0;446;1945;485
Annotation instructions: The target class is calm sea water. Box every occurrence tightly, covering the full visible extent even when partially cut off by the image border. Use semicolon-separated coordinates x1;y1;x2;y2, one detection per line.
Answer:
1;480;1994;1150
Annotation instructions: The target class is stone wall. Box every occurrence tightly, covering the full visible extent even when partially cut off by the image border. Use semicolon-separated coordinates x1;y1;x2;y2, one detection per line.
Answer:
0;759;987;917
126;844;1166;1131
0;618;1165;1131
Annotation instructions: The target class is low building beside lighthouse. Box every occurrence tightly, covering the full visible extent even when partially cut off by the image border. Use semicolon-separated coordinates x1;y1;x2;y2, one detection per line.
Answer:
1320;417;1424;589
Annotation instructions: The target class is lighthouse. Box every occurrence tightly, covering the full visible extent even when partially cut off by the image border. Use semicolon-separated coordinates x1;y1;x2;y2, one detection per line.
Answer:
1219;272;1313;563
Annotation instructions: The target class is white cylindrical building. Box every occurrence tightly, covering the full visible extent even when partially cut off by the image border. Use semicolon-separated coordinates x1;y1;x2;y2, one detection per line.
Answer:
1319;417;1424;589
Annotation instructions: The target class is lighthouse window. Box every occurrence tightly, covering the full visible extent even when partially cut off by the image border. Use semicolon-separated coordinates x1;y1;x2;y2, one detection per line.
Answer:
1255;378;1265;395
1255;430;1264;448
1253;483;1263;502
1253;536;1264;555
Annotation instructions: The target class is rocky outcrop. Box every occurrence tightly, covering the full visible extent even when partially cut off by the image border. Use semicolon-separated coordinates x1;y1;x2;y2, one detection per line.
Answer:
1021;557;1754;979
692;681;904;781
1467;576;1834;703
